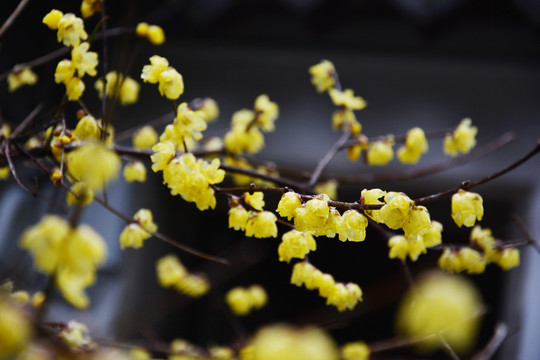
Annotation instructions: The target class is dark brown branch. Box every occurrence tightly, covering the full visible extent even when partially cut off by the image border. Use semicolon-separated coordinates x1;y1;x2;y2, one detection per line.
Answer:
4;139;36;195
10;103;43;139
512;214;540;254
0;0;31;38
308;128;350;188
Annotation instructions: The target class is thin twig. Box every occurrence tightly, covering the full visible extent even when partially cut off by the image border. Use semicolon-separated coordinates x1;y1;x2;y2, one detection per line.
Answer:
9;103;43;139
4;139;36;195
0;0;31;38
511;214;540;254
308;128;350;188
438;333;461;360
471;323;509;360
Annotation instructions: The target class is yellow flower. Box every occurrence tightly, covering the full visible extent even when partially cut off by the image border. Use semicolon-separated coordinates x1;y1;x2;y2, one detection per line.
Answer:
0;167;10;180
329;88;367;110
54;59;75;84
332;108;362;134
244;191;265;211
130;348;151;360
388;235;408;261
43;9;63;29
360;188;385;223
422;221;443;248
224;126;265;155
195;97;220;122
123;161;147;183
254;94;279;132
136;22;149;37
366;139;394;165
451;190;484;227
65;76;85;101
326;282;363;312
380;192;412;230
151;141;176;172
158;67;184;100
71;42;98;77
95;71;140;105
397;127;429;164
7;66;38;92
337;210;368;242
119;209;157;249
438;248;461;273
278;230;316;263
228;205;250;231
58;320;94;350
73;114;100;141
245;211;278;238
156;254;187;287
309;60;336;93
0;299;33;358
396;272;482;354
225;285;268;316
444;118;478;156
160;102;207;148
174;273;210;297
136;23;166;45
249;324;339;360
133;125;158;149
66;181;94;206
66;143;121;191
341;341;370;360
56;13;88;47
495;247;520;270
81;0;102;18
141;55;169;84
402;205;431;240
457;248;486;274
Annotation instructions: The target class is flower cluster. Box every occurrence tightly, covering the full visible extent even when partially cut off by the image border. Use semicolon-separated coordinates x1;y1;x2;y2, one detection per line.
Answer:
119;209;158;249
387;221;442;262
278;230;317;263
7;65;38;92
444;118;478;156
329;88;366;135
160;102;208;150
95;71;140;105
20;215;106;308
291;262;362;312
156;254;210;297
136;22;166;45
224;95;278;154
438;225;520;274
228;192;278;238
43;10;87;46
151;145;225;210
225;285;268;316
309;60;335;93
141;55;183;100
397;127;429;164
451;189;484;227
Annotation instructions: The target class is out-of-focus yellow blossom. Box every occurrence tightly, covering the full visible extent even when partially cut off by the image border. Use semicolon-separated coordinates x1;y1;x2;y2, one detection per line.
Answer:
194;97;219;122
254;94;279;132
154;66;183;100
81;0;102;18
65;76;85;101
0;299;33;358
314;179;338;200
123;161;147;183
332;108;362;135
341;341;370;360
31;292;46;308
245;211;278;238
174;274;210;297
388;235;427;262
95;71;140;105
141;55;169;84
161;153;225;210
444;118;478;156
0;124;10;139
56;13;88;47
66;143;121;191
276;192;302;220
50;166;63;186
224;124;264;155
150;141;176;171
402;205;431;240
66;181;94;206
119;209;157;249
422;221;443;248
225;285;268;316
396;272;482;354
451;190;483;227
54;59;75;84
346;135;368;162
397;127;429;164
209;346;234;360
223;156;254;185
136;23;166;45
10;291;29;305
366;139;394;166
338;210;368;242
71;42;98;78
309;60;336;93
7;66;38;92
278;230;316;263
380;192;412;230
156;254;187;287
244;191;265;211
437;248;461;273
59;320;95;351
21;216;106;308
228;205;250;231
73;115;100;141
133;125;158;149
294;204;341;238
496;247;520;270
328;88;367;110
470;226;495;253
160;102;207;149
130;348;151;360
291;262;362;311
0;167;10;180
458;248;486;274
249;324;339;360
42;9;63;29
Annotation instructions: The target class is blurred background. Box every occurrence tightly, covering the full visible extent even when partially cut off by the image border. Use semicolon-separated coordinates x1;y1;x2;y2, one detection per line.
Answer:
1;0;540;358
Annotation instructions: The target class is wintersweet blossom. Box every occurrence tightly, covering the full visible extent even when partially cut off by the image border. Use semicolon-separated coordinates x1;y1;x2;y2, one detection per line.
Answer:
7;66;38;92
366;139;394;165
225;285;268;316
56;13;88;46
278;230;317;263
451;190;484;227
141;55;169;83
244;191;265;211
156;254;210;297
66;181;94;206
254;94;279;132
341;341;370;360
0;299;33;359
71;42;98;77
158;67;184;100
95;71;140;105
73;115;100;141
276;192;302;220
228;205;250;231
444;118;478;156
81;0;102;18
380;191;413;230
245;211;278;238
160;102;207;149
337;210;368;242
123;161;147;183
397;127;429;164
66;143;121;191
133;125;158;149
119;209;158;249
328;88;367;110
309;60;336;93
136;22;166;45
